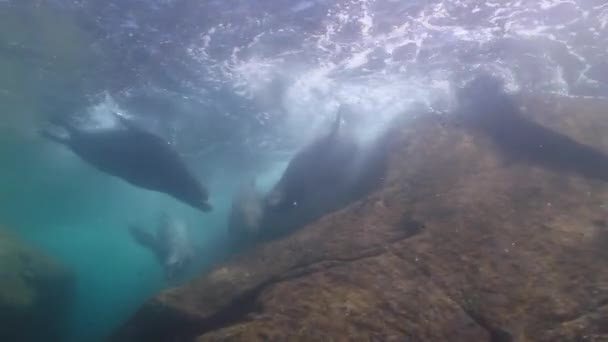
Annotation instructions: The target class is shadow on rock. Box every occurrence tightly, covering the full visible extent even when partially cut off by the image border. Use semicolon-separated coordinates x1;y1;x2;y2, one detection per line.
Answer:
0;228;75;342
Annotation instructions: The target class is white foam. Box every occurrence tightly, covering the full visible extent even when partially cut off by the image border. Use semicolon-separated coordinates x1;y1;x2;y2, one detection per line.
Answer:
84;93;124;131
359;0;374;38
343;48;371;69
291;1;314;13
539;0;576;10
182;0;607;153
599;8;608;30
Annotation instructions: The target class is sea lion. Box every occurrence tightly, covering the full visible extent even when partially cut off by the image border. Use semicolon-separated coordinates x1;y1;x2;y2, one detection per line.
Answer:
456;74;608;183
41;113;212;212
129;213;194;280
265;110;359;211
228;179;264;242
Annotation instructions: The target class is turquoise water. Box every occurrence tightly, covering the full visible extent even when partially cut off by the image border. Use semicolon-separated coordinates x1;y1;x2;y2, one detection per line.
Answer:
2;0;607;340
0;131;287;341
0;139;219;341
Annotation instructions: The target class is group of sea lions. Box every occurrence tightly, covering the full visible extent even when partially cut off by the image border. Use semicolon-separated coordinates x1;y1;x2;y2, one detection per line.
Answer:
42;73;608;281
42;112;210;280
41;108;386;279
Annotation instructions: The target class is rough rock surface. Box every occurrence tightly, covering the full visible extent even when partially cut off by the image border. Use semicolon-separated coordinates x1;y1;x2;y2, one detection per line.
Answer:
0;229;74;341
112;92;608;342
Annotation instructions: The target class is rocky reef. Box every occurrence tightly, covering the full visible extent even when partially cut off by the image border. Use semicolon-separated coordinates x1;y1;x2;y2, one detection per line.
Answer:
112;90;608;341
0;229;74;341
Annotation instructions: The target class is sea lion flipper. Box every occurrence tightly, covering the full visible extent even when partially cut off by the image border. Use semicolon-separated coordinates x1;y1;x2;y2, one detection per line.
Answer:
39;128;69;145
45;114;80;137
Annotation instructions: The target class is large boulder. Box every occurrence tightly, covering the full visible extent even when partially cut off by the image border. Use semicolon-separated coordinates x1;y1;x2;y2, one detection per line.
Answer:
0;229;74;341
112;88;608;341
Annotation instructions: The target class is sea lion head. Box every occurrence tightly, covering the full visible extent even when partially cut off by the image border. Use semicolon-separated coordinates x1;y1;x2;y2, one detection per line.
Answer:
178;181;212;212
164;253;192;281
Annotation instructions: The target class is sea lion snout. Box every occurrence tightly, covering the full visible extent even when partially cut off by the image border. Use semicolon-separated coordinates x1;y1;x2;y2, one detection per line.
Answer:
164;252;193;281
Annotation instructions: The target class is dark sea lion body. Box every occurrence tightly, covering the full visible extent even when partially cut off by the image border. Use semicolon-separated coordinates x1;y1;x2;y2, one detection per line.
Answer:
457;74;608;183
42;115;211;212
225;112;390;245
266;112;359;212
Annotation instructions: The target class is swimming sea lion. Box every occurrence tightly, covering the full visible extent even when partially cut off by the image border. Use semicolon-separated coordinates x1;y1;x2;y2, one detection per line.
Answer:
265;109;358;211
228;178;264;241
456;74;608;183
129;213;194;280
41;113;212;212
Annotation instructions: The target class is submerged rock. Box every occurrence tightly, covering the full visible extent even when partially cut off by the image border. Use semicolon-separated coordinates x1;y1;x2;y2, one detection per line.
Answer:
0;229;74;341
112;91;608;341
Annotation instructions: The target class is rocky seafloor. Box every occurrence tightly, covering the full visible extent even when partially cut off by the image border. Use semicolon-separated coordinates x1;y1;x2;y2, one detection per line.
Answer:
112;88;608;341
0;229;74;341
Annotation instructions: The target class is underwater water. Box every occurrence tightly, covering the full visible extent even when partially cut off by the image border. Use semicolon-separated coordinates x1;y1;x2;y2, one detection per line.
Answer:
1;0;607;341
